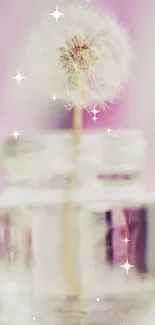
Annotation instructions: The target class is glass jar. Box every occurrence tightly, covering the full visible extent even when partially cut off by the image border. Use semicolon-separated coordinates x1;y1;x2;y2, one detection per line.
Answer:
1;129;155;325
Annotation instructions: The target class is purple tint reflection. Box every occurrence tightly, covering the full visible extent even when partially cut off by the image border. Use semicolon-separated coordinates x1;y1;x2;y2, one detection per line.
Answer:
124;207;147;274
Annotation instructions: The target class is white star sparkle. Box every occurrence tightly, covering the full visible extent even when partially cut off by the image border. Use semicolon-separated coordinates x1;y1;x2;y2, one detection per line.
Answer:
106;127;112;134
32;316;36;321
50;94;58;102
96;297;100;302
11;129;20;139
91;116;98;122
123;237;130;244
91;107;99;122
12;71;26;84
92;108;99;115
120;260;134;275
48;7;64;22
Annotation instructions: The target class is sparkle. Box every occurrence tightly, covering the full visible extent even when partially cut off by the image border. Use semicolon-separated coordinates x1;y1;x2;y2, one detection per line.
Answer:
50;94;58;102
91;108;99;115
48;7;64;22
12;71;26;84
91;116;98;122
123;237;130;244
11;129;20;139
91;107;99;122
106;128;112;134
120;260;134;275
96;297;100;302
32;317;36;321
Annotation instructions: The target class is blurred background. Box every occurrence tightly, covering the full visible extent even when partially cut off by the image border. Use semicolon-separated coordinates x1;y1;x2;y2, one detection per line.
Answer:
0;0;155;190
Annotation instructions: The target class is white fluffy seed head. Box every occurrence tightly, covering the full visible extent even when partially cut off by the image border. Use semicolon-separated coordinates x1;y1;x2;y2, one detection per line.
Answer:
23;4;134;110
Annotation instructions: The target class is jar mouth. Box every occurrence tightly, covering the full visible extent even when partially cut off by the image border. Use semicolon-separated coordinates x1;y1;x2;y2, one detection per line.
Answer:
5;172;139;187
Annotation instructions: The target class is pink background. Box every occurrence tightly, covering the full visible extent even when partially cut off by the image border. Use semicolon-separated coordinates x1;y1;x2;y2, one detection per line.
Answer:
1;0;155;189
